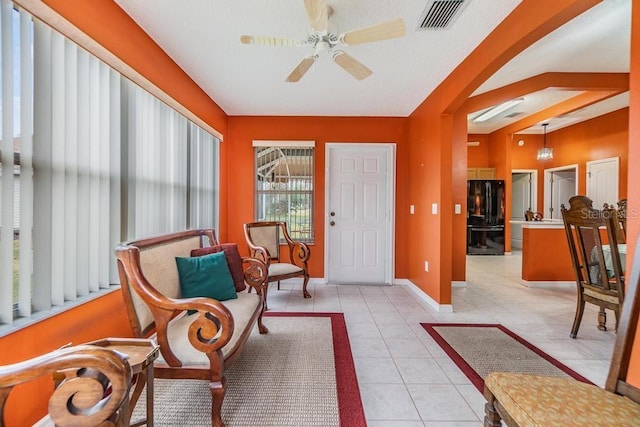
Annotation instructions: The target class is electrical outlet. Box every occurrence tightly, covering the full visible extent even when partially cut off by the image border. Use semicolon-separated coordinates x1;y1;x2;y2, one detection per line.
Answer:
431;203;438;214
424;261;429;272
410;205;415;214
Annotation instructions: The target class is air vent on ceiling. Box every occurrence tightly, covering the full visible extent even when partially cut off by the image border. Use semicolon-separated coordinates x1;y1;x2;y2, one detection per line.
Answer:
504;111;523;118
417;0;469;30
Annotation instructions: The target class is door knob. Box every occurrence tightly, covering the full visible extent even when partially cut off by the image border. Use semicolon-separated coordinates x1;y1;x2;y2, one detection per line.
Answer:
330;221;335;226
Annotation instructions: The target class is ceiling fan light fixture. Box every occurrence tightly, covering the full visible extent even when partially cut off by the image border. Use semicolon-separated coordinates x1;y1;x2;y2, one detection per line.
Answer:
472;98;524;123
536;123;553;161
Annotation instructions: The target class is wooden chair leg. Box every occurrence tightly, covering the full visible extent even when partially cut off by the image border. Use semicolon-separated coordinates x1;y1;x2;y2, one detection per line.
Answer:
483;394;502;427
598;307;607;331
210;378;226;427
570;296;586;338
302;273;311;299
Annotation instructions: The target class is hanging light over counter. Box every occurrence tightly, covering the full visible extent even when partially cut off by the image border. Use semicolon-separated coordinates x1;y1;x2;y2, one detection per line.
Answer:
536;123;553;161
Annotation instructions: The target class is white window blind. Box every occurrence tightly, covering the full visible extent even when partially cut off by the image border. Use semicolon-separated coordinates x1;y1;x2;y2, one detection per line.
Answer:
0;2;220;328
31;19;121;312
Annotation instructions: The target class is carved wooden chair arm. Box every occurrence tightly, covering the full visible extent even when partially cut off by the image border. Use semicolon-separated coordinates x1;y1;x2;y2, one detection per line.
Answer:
241;257;269;294
151;296;234;365
289;241;311;266
246;244;271;266
0;345;132;426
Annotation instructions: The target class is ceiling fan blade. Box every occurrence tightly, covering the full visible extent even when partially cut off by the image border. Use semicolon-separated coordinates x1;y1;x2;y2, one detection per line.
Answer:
304;0;328;33
341;18;406;45
286;56;317;82
332;51;372;81
240;35;302;47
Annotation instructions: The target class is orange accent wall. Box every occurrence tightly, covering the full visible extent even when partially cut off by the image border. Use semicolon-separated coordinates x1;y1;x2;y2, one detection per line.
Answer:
225;116;409;279
467;134;490;167
521;228;574;281
625;0;640;387
0;291;133;426
40;0;228;136
409;0;600;303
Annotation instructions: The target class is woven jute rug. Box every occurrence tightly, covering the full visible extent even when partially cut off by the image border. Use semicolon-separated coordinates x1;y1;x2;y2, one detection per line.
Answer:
421;323;591;392
132;313;365;426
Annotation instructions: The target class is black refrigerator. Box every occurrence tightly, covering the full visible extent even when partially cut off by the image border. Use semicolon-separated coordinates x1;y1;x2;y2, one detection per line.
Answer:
467;179;505;255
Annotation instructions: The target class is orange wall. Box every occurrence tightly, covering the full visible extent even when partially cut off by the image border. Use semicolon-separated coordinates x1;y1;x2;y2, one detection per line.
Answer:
508;108;629;216
0;291;133;426
467;134;490;167
625;0;640;386
225;116;409;279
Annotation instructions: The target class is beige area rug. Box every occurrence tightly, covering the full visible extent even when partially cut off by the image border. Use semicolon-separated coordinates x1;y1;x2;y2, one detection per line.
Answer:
132;313;365;426
421;323;592;392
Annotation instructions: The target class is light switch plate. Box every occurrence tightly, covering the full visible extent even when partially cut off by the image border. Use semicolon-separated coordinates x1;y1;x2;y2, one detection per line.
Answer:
432;203;438;214
455;204;461;214
410;205;415;214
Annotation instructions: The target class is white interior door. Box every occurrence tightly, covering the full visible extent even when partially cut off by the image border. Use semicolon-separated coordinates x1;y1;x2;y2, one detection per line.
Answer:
326;144;394;284
587;157;619;208
511;171;534;249
543;165;577;219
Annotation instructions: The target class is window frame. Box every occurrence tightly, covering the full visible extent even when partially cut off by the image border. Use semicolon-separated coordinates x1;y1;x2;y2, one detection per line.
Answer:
253;140;315;244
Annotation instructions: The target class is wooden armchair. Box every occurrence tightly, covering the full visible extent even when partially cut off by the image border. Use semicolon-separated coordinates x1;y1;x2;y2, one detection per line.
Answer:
0;345;132;426
561;195;624;338
483;235;640;426
243;221;311;303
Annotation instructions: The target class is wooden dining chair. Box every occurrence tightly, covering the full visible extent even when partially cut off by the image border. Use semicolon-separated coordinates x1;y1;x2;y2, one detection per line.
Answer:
243;221;311;304
561;195;625;338
483;234;640;426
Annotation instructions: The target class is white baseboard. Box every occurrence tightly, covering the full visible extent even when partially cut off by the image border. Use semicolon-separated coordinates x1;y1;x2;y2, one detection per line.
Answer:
519;280;574;288
452;281;467;287
395;279;454;313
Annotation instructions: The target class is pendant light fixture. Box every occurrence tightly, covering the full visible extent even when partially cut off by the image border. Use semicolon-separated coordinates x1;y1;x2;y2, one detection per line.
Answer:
536;123;553;161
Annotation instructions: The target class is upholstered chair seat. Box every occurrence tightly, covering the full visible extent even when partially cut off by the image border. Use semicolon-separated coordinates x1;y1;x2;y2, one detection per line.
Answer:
485;372;640;426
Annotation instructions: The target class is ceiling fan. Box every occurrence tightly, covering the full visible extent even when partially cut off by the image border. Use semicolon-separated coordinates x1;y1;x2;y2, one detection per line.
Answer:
240;0;406;82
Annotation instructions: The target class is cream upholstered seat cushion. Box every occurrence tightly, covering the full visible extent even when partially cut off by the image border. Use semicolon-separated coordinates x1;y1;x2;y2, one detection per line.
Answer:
154;292;261;366
268;262;302;277
485;372;640;426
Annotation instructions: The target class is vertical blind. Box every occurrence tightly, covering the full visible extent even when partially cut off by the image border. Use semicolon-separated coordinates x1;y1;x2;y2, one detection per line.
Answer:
0;2;220;326
32;18;120;313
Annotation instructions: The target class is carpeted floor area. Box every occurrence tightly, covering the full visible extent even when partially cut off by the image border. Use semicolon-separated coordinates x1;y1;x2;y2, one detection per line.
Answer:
132;313;365;426
421;323;592;392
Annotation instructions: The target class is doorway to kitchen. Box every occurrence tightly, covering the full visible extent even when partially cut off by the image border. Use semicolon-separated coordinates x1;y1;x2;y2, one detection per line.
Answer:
544;165;578;220
511;169;538;249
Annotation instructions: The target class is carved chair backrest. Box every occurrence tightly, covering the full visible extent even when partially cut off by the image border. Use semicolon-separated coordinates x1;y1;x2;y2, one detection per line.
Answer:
245;222;285;261
618;198;628;242
115;229;217;337
561;196;624;294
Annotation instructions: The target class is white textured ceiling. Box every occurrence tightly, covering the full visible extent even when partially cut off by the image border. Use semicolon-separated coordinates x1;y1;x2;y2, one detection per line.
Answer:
114;0;630;133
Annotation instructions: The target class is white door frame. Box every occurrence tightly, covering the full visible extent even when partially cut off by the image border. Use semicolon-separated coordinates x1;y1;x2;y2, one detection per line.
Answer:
324;143;396;285
586;157;619;206
543;164;579;219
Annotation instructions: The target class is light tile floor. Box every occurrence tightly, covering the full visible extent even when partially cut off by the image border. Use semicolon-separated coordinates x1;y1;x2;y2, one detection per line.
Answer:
267;251;616;426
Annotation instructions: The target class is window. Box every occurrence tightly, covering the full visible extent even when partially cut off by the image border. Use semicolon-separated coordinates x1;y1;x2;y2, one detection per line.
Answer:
0;2;220;328
254;140;314;243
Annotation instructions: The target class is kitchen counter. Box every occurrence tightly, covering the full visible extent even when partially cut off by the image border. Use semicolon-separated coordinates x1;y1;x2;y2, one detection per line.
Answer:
510;219;564;229
510;220;574;284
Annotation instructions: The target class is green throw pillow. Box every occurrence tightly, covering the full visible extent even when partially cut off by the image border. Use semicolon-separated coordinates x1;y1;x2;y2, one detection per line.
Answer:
176;251;238;309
